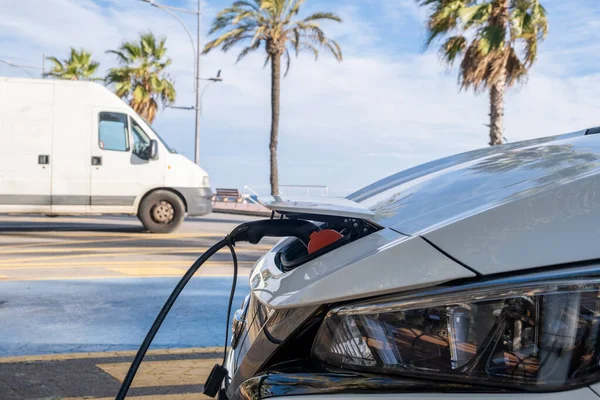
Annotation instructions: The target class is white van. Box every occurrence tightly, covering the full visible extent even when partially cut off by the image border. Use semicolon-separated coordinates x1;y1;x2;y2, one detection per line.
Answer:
0;77;212;233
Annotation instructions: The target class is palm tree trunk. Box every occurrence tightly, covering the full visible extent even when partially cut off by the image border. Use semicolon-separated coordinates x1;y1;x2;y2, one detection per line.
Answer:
489;0;509;147
489;71;505;146
269;54;281;195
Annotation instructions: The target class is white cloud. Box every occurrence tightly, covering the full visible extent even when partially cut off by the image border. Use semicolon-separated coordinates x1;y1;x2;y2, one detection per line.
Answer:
1;0;600;196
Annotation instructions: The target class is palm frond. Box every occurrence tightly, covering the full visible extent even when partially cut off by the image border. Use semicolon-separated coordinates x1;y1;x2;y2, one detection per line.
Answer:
459;3;491;29
233;1;261;11
422;0;547;94
45;56;64;71
105;32;175;123
440;35;467;65
283;48;291;76
263;52;271;68
505;46;527;86
236;40;263;62
106;50;128;64
422;0;466;47
283;0;306;23
205;0;343;76
301;12;341;23
44;49;99;80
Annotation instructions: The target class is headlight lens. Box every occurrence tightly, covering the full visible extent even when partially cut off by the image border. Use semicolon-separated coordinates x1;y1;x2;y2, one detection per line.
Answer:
201;175;210;188
313;279;600;389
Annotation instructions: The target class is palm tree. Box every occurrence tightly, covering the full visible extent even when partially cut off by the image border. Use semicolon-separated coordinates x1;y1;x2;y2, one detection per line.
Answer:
105;33;176;124
203;0;343;195
420;0;548;146
44;48;100;81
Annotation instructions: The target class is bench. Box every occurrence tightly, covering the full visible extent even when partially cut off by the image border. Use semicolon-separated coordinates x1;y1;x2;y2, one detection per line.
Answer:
213;188;241;203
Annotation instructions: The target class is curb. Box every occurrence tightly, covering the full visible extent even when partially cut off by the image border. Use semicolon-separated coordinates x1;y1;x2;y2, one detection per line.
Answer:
212;208;272;218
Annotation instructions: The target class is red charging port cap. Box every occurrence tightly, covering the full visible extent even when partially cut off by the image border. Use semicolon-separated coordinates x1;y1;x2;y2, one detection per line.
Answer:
307;229;344;254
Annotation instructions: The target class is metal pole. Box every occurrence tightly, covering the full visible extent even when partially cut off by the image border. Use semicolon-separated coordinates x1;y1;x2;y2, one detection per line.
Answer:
194;0;201;165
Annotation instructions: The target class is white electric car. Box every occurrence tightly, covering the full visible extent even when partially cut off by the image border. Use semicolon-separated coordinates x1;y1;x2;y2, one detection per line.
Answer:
222;128;600;400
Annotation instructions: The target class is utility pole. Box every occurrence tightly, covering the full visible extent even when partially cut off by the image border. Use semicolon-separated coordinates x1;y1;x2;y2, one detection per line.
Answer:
194;0;202;165
141;0;220;166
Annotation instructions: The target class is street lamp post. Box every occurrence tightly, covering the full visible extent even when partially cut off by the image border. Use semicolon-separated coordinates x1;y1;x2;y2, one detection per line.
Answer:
142;0;218;166
194;0;202;165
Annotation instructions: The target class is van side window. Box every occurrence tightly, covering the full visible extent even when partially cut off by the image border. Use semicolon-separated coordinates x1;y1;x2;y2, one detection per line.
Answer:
130;118;151;159
99;112;129;152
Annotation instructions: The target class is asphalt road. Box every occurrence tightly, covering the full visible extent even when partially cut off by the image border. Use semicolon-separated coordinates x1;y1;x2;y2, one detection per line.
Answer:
0;213;274;399
0;277;249;357
0;213;273;281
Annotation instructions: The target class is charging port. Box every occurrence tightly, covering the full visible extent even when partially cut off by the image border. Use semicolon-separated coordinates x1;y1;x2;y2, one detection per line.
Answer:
275;216;380;272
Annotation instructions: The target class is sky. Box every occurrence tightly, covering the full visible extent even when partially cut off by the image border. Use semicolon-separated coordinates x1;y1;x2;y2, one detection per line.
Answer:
1;0;600;196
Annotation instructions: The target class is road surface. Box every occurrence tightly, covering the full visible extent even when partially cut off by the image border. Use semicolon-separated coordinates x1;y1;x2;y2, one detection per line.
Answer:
0;213;274;399
0;213;272;281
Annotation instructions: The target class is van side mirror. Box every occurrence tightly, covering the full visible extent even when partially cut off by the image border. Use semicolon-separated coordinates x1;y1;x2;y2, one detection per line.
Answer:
149;139;159;160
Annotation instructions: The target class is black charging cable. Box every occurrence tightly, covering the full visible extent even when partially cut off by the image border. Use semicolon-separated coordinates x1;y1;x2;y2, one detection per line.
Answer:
222;241;238;366
115;237;231;400
115;219;320;400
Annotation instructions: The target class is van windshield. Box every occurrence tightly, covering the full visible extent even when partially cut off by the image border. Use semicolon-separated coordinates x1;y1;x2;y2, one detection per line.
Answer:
144;121;176;154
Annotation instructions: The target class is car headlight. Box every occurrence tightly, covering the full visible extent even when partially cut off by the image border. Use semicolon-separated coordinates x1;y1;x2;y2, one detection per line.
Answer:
201;175;210;188
312;278;600;390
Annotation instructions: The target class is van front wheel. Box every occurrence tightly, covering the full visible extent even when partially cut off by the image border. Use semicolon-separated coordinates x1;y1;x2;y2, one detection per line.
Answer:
138;190;186;233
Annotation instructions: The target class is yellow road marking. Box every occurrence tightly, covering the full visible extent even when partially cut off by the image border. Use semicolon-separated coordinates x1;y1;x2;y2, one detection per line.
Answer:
0;245;270;255
97;358;220;388
0;272;246;281
0;215;138;224
0;347;223;364
0;260;254;270
0;233;222;250
65;394;209;400
0;235;213;249
0;230;221;238
108;267;186;276
0;247;263;264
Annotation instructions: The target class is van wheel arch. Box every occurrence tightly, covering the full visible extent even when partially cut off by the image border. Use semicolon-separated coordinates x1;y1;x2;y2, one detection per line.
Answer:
136;188;188;215
136;189;187;234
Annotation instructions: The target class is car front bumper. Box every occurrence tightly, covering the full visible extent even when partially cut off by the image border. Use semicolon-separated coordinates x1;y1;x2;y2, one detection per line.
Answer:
263;388;600;400
220;266;600;400
175;187;213;216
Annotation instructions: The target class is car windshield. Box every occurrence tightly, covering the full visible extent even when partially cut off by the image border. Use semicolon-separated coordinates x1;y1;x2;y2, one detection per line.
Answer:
144;121;176;154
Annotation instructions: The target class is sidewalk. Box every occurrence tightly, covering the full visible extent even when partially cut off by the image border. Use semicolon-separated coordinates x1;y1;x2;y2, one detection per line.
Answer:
0;347;223;400
212;200;272;217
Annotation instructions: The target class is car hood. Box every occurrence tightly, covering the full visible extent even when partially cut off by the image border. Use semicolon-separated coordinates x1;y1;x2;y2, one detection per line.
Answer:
251;129;600;309
355;129;600;275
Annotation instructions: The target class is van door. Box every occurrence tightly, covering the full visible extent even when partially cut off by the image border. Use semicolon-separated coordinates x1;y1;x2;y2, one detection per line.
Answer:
89;109;165;214
0;80;52;213
50;85;92;214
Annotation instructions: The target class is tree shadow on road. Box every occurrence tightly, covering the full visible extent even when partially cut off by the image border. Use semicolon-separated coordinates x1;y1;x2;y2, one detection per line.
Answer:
0;221;145;233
